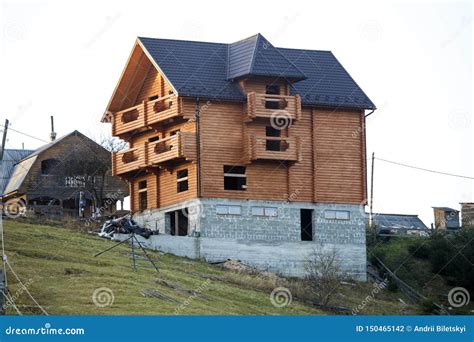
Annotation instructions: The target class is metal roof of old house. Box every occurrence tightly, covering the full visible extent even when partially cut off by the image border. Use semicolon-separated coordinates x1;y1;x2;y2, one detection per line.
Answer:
372;213;429;231
0;149;35;196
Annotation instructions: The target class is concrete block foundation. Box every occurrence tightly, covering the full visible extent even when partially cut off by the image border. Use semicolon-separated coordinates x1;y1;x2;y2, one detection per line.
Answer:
124;199;367;280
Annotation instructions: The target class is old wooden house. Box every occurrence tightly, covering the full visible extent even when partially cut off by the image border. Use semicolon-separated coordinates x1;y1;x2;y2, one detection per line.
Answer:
1;131;128;219
101;34;376;278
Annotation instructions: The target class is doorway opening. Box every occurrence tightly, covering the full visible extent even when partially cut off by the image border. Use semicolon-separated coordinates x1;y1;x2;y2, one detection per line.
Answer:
300;209;313;241
167;209;189;236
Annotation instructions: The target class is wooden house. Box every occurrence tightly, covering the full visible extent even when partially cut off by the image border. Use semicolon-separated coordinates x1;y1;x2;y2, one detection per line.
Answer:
101;34;376;279
1;131;128;219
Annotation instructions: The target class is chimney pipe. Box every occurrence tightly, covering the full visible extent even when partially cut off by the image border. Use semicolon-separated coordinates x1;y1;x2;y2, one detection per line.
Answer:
50;115;56;142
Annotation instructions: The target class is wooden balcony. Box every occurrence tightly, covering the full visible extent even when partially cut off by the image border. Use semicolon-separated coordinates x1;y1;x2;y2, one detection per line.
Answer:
147;132;196;165
112;132;196;176
112;145;147;176
112;94;182;137
247;92;301;121
248;135;301;162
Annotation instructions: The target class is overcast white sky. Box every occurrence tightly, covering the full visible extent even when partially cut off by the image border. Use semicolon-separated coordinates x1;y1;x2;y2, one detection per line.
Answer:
0;0;472;225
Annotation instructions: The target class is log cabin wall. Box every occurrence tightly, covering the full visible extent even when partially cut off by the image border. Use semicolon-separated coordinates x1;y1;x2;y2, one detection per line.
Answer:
197;99;366;204
110;47;368;212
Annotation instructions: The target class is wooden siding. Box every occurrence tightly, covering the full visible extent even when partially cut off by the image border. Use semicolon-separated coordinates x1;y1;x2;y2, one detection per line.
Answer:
313;108;366;204
107;58;368;211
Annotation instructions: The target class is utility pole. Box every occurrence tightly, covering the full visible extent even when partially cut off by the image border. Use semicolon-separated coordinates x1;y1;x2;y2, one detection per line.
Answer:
0;119;8;161
0;119;9;303
369;152;375;228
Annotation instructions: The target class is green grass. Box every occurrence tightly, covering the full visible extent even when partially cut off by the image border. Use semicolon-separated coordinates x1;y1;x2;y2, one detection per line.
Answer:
2;220;415;315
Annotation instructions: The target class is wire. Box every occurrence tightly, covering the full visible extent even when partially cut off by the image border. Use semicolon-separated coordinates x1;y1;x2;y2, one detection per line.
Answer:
0;124;49;144
5;260;49;315
375;157;474;180
2;290;22;315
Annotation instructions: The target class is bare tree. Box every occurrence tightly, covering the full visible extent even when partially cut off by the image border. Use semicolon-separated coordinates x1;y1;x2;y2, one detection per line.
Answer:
58;143;110;214
305;247;348;307
99;134;128;153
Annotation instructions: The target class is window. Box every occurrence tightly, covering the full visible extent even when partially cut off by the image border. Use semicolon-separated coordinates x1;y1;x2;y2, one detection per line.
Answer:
41;158;60;175
148;95;159;101
223;165;246;191
216;205;241;215
138;180;147;210
177;169;188;193
324;210;350;220
170;130;180;136
251;207;278;217
266;126;281;151
148;135;160;143
265;85;281;109
266;85;280;95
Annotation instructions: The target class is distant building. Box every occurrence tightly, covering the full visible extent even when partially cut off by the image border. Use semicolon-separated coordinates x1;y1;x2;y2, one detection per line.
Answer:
460;202;474;227
372;213;430;237
1;131;129;219
432;207;460;230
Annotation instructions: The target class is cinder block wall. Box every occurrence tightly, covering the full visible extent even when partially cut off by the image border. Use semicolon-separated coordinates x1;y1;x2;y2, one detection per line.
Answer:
131;199;367;280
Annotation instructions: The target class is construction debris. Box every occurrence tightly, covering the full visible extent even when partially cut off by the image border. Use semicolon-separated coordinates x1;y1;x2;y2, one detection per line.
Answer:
99;215;155;239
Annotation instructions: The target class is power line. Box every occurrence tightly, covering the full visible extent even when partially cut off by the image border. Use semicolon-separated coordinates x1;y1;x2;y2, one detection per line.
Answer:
375;157;474;180
0;124;49;144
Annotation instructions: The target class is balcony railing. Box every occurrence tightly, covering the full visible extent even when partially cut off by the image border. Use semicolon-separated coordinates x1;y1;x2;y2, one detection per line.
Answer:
248;135;301;162
112;132;196;176
112;94;182;136
112;146;147;176
148;132;196;165
247;92;301;121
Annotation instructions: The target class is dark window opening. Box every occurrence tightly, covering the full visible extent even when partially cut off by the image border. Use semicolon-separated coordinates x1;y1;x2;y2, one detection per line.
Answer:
224;165;246;191
138;180;147;190
148;135;160;143
168;210;188;236
265;85;281;109
41;158;60;175
148;95;159;101
266;85;280;95
266;126;282;151
301;209;313;241
170;130;180;136
138;180;147;210
177;169;188;193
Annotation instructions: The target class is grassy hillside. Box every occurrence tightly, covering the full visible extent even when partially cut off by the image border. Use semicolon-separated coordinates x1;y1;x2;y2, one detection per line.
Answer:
2;220;414;315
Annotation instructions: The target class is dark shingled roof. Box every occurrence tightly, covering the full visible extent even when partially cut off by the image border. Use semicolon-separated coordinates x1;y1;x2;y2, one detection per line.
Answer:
138;34;376;110
227;34;306;80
